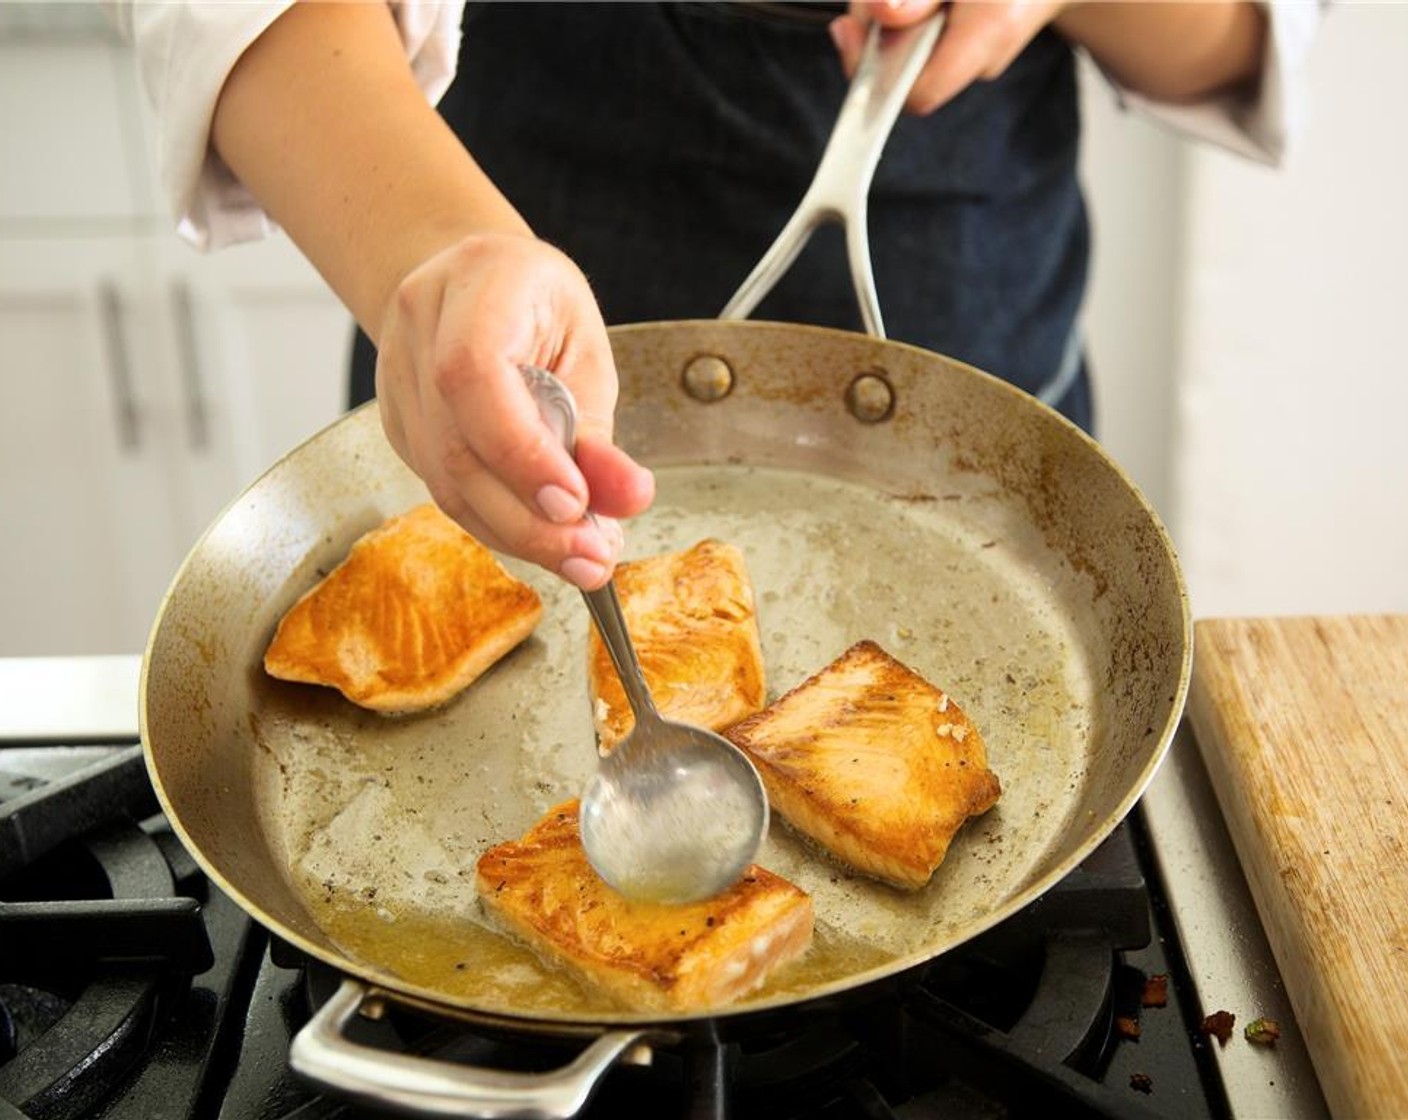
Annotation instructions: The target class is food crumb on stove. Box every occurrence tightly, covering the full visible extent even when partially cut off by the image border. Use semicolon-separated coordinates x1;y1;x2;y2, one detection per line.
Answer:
1115;1015;1141;1040
1245;1017;1282;1045
1141;973;1169;1007
1201;1009;1236;1045
1129;1072;1153;1094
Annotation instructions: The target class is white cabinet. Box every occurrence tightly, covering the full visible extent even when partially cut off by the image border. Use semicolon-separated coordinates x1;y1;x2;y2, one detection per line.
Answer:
142;235;353;546
0;20;353;656
0;237;186;656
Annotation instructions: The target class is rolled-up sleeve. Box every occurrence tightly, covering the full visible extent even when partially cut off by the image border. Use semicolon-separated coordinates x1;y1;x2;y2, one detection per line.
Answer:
1094;1;1323;166
110;0;465;251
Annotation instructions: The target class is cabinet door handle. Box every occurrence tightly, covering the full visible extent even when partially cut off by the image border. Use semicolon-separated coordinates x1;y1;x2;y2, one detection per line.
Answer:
170;279;210;452
98;279;140;452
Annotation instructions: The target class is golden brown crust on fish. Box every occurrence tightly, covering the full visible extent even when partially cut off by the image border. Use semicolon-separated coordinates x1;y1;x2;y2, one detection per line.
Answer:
263;503;541;713
588;539;765;752
725;639;1001;890
475;800;813;1013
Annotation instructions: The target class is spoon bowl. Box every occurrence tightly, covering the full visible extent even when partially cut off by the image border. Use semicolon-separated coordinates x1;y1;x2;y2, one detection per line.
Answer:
522;365;770;904
579;680;770;905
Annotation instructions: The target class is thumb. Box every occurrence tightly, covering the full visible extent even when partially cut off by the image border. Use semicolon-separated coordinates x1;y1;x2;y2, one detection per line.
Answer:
853;0;945;29
829;13;867;77
575;436;655;521
555;349;655;522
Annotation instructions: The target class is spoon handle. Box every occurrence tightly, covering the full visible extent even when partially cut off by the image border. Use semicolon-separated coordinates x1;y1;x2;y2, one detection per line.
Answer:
519;364;663;728
581;581;662;726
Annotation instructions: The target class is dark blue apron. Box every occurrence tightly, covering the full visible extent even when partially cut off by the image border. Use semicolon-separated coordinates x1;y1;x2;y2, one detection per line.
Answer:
350;2;1093;432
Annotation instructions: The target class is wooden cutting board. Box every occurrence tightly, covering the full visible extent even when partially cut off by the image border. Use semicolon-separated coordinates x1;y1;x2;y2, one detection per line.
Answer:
1188;615;1408;1120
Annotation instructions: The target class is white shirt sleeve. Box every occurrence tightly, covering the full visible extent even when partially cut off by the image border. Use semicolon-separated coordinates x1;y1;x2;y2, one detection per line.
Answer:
1089;1;1323;166
109;0;466;252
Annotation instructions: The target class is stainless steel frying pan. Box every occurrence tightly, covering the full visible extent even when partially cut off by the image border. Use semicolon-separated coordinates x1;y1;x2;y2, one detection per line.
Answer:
140;17;1190;1117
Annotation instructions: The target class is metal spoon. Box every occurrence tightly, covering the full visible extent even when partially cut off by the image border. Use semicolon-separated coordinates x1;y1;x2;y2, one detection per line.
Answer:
521;365;769;905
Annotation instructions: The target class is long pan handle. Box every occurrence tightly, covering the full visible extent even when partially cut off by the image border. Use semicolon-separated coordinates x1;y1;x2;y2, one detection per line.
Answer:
718;11;944;339
290;978;654;1119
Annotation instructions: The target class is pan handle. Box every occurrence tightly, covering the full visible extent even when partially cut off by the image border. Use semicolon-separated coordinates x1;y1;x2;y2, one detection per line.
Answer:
718;11;944;340
290;978;655;1119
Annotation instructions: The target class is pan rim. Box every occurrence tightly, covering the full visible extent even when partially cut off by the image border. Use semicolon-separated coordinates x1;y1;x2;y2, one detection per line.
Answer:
139;319;1194;1030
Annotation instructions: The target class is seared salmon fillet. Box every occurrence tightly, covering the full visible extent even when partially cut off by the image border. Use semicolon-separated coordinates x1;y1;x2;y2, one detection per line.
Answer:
588;539;765;752
725;640;1001;890
476;800;813;1013
263;503;541;713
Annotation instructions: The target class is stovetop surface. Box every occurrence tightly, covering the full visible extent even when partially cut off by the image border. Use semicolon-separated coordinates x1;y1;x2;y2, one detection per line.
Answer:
0;739;1239;1120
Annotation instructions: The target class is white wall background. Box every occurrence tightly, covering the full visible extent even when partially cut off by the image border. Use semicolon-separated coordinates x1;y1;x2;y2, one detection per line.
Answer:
1079;1;1408;620
1077;56;1186;524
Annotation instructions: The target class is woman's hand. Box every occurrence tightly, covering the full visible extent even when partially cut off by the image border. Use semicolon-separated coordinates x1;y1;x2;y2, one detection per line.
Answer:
375;232;656;590
211;4;655;590
830;0;1062;116
830;0;1268;113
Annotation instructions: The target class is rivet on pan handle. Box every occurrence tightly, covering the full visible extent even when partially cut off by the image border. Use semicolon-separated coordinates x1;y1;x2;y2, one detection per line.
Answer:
718;12;944;340
290;978;654;1119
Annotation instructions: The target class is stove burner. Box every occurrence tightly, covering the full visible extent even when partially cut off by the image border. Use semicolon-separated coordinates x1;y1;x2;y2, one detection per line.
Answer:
0;747;233;1120
0;996;15;1064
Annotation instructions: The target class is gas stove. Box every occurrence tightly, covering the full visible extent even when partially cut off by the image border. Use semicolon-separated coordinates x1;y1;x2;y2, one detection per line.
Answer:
0;657;1329;1119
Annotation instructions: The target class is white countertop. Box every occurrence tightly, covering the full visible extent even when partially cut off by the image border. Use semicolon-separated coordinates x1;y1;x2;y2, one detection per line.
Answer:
0;654;141;741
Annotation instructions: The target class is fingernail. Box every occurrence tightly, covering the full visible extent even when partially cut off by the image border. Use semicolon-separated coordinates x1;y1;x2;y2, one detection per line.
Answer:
536;484;584;524
561;556;609;589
